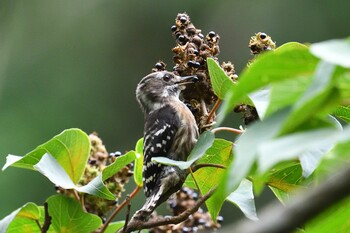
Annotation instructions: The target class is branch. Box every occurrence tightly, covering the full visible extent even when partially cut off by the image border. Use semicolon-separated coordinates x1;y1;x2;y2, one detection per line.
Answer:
124;187;216;233
206;99;222;125
98;186;141;233
211;127;243;134
41;202;51;233
230;165;350;233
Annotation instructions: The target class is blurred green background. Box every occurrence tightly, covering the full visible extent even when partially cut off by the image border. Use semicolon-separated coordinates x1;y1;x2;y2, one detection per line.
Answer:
0;0;349;225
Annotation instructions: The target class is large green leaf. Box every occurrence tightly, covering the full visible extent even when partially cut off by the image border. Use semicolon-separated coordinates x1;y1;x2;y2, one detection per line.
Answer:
184;138;233;220
152;131;215;170
217;42;319;124
34;153;115;200
2;128;90;184
104;221;125;233
211;108;290;212
207;57;235;99
134;138;144;187
47;195;102;233
310;38;350;68
279;61;337;134
305;195;350;233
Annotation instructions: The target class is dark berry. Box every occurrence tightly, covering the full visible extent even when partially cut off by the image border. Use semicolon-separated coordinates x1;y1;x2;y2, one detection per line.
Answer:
180;16;187;24
198;33;204;38
88;159;97;165
155;62;163;70
187;60;196;68
259;32;267;39
198;218;206;225
208;31;216;38
192;192;198;200
182;227;191;233
178;35;186;42
194;62;201;68
193;49;199;55
171;25;177;32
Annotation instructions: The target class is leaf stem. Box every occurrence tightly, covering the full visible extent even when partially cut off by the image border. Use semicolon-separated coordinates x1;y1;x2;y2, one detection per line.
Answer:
211;127;243;134
206;99;222;124
98;185;141;233
192;163;226;173
189;167;202;197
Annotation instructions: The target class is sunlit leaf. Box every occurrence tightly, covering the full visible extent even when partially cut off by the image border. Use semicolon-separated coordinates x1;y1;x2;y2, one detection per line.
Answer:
47;195;102;233
134;138;144;187
152;131;215;170
185;139;233;220
2;128;90;184
226;179;258;221
104;221;125;233
102;151;136;181
207;57;235;99
217;42;318;124
310;38;350;68
34;153;115;200
333;105;350;123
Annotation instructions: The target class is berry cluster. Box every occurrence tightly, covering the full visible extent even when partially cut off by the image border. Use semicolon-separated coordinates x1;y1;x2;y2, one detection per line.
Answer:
149;188;223;233
235;32;276;125
152;13;237;132
56;133;133;218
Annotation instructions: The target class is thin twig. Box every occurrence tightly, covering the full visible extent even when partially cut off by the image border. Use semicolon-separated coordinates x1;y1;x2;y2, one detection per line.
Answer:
230;165;350;233
206;99;222;125
211;127;243;134
98;186;141;233
124;187;216;233
191;163;226;173
72;189;80;201
35;220;42;232
42;202;52;233
121;196;132;233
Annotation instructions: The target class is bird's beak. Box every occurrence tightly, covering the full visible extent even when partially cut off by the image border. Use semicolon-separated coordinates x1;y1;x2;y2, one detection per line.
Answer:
175;75;199;86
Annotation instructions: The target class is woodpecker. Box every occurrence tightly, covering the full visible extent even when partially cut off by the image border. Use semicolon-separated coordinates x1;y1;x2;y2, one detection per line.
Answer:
133;71;199;221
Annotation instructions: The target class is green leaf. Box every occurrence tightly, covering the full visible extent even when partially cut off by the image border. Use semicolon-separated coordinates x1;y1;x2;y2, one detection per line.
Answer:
217;42;318;124
184;138;233;220
0;202;45;233
102;151;137;181
279;61;336;134
3;128;90;184
152;131;215;170
34;153;115;200
211;108;290;212
305;196;350;233
333;105;350;123
134;138;144;187
47;195;102;233
207;57;235;99
267;162;305;204
310;38;350;68
104;221;125;233
226;179;258;221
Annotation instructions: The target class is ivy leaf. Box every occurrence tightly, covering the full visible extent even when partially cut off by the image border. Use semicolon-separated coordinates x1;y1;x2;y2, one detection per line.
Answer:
2;128;90;184
207;57;235;99
185;139;233;220
34;153;115;200
226;179;258;221
134;138;144;187
152;131;215;170
0;202;44;233
217;42;318;124
310;38;350;68
47;195;102;233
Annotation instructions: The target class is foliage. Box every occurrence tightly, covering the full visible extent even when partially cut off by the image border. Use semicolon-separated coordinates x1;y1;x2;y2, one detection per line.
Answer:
1;37;350;233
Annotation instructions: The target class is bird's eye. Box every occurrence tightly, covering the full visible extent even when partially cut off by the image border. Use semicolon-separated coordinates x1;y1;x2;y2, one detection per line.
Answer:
163;74;172;82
